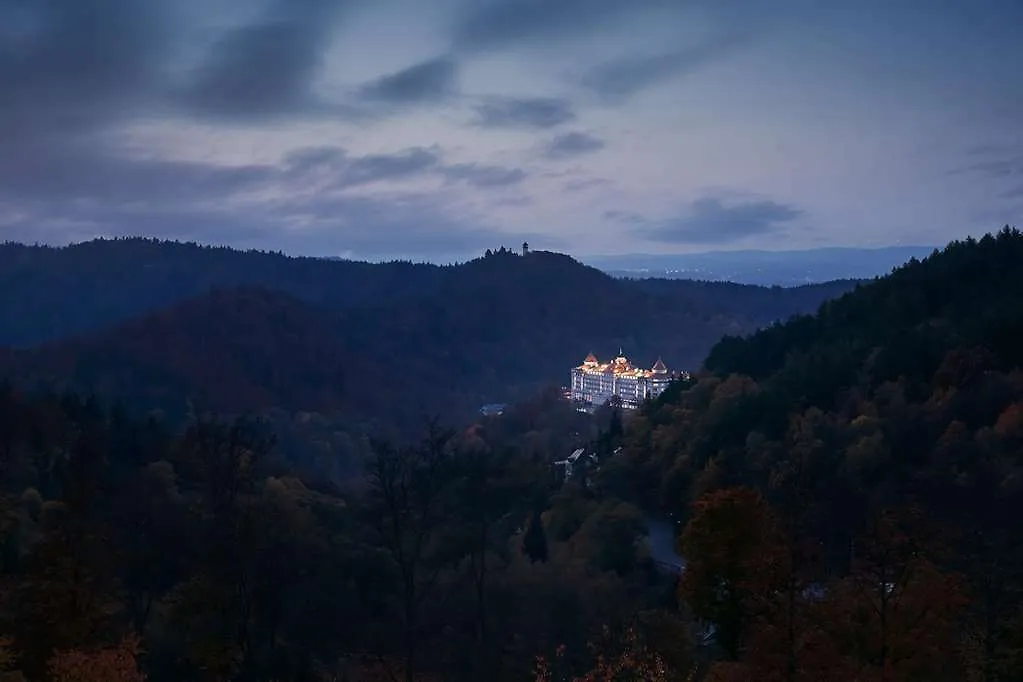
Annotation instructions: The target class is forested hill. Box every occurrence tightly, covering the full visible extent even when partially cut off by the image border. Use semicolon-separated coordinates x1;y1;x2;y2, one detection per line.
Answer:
0;238;854;349
607;227;1023;679
704;230;1022;386
619;226;1023;515
0;288;358;418
0;241;858;433
0;238;443;347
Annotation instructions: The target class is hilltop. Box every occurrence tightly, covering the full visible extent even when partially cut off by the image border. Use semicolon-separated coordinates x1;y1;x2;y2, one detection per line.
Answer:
0;238;855;350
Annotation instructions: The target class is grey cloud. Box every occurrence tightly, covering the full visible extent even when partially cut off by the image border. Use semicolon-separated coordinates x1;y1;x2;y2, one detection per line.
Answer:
0;0;170;136
255;190;560;259
177;0;356;120
950;141;1023;177
180;21;329;119
283;145;442;187
544;132;606;159
603;210;647;225
4;192;498;260
452;0;673;52
283;146;348;172
0;136;276;205
0;135;513;214
0;136;533;258
341;147;442;186
957;158;1023;178
290;147;526;189
563;177;611;192
629;197;803;245
950;146;1023;202
579;32;754;103
472;97;575;129
357;56;459;104
442;163;527;188
277;193;501;258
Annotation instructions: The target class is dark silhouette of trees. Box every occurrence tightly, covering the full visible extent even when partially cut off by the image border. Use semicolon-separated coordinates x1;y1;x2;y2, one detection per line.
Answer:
523;510;549;563
367;423;460;682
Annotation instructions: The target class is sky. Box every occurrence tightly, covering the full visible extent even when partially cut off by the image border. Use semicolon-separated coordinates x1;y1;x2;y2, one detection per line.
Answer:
1;0;1022;261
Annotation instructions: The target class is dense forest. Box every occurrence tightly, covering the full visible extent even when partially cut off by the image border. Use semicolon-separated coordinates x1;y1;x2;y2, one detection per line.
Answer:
0;240;853;480
3;228;1021;680
0;239;852;350
0;386;681;682
606;226;1023;679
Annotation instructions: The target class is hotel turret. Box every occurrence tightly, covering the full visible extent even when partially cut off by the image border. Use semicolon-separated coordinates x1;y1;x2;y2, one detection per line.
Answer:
569;351;681;409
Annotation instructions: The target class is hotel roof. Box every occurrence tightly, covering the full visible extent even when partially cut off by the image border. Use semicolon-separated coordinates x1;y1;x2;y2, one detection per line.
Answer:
574;352;670;379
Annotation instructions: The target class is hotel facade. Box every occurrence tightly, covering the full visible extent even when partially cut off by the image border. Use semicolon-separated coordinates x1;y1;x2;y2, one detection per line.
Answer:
569;351;679;409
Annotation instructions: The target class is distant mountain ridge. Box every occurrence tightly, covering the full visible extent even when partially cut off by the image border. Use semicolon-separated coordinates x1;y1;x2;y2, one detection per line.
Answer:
586;245;937;286
0;238;857;349
0;240;860;429
0;238;445;348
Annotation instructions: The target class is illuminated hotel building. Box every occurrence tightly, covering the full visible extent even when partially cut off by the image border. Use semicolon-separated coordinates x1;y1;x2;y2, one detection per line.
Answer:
569;351;679;409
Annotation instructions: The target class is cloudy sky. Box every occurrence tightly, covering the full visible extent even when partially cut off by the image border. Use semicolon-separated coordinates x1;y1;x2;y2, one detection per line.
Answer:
1;0;1021;261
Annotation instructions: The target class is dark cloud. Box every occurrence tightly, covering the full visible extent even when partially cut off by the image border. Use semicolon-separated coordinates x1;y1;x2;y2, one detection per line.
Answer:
357;56;459;104
175;0;358;120
0;130;535;259
442;163;527;188
452;0;672;52
0;136;276;204
579;32;754;102
341;147;442;186
283;146;348;173
0;0;170;136
472;97;575;129
544;132;606;159
180;22;328;119
628;197;803;245
284;147;526;190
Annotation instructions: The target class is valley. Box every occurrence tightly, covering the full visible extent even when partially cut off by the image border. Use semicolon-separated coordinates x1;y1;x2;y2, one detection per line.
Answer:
2;229;1022;681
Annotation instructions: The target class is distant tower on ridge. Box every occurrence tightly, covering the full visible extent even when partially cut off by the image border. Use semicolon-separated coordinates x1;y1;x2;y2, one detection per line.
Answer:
522;241;529;256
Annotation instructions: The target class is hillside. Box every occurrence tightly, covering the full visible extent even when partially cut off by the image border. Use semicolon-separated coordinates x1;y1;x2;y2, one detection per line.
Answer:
0;238;444;348
3;231;1020;682
0;288;356;418
607;227;1023;676
0;238;854;351
619;227;1023;515
0;246;857;430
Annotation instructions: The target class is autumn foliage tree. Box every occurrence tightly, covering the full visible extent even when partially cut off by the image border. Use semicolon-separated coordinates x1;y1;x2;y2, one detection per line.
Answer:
678;487;788;660
815;510;968;681
47;636;145;682
533;627;680;682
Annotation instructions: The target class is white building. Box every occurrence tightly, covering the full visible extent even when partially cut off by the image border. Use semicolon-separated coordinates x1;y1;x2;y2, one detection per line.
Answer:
569;351;678;409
